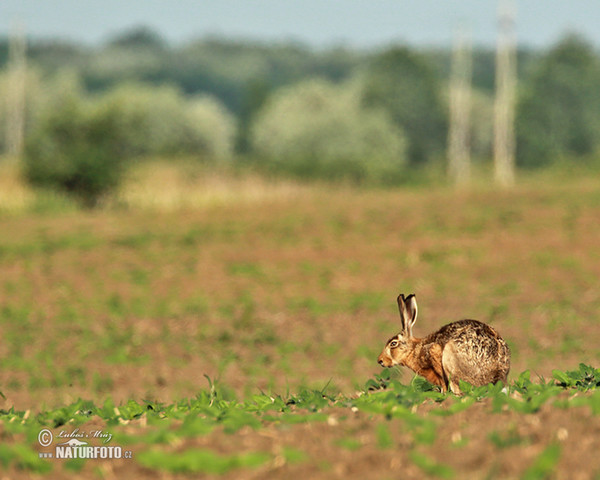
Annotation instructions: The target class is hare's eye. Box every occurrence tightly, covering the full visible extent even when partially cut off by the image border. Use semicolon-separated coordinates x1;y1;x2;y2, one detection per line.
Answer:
389;340;399;348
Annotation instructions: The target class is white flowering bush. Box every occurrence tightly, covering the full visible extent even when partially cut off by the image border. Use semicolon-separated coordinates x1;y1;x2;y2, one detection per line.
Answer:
186;95;236;159
99;83;235;159
252;79;407;183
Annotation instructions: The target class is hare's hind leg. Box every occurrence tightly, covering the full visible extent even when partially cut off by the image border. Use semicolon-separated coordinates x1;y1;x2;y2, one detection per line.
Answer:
441;341;465;395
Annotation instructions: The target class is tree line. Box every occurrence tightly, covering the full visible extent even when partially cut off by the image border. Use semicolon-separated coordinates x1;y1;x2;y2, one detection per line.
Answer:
1;27;599;204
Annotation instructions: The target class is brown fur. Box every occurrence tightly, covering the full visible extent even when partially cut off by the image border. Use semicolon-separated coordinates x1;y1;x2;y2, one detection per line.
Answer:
377;294;511;394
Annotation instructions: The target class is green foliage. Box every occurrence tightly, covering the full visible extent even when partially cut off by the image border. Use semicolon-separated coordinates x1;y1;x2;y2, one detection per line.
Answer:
521;443;561;480
0;366;598;475
409;450;455;479
335;437;362;451
107;26;167;51
357;365;600;420
376;422;394;448
8;32;600;178
252;78;408;184
23;94;128;208
137;448;270;474
281;447;309;464
0;444;52;473
362;47;447;165
285;387;337;412
100;83;235;158
9;33;600;187
21;74;235;206
503;371;563;414
488;427;527;449
517;34;600;168
553;363;600;391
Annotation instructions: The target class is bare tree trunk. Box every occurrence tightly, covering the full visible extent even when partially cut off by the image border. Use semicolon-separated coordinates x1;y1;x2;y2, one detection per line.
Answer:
5;21;27;160
494;0;516;187
448;28;472;188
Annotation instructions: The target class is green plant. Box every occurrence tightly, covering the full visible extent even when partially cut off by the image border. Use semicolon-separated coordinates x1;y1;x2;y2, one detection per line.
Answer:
521;443;561;480
553;363;600;391
362;46;447;165
137;448;270;474
516;34;600;168
252;78;407;184
409;450;455;479
0;366;598;476
100;83;235;158
23;96;128;208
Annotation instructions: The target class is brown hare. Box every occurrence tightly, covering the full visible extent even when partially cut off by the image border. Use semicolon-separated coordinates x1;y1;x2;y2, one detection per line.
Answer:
377;293;510;394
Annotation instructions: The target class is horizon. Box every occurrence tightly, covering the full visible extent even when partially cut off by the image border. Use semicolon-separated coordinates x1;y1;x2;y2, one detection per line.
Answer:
1;1;600;51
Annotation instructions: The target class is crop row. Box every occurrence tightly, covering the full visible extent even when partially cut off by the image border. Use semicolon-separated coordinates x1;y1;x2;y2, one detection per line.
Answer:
0;364;598;475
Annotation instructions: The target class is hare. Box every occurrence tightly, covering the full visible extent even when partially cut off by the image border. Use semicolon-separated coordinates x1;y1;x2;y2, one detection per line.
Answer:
377;294;510;394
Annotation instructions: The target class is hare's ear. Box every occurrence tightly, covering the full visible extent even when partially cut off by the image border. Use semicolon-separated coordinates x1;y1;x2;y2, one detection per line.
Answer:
397;294;410;335
403;294;418;337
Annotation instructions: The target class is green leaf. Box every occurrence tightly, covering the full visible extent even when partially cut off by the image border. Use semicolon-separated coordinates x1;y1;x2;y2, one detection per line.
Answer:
522;443;561;480
409;450;455;479
376;422;394;449
0;444;52;473
136;448;270;474
552;369;570;386
281;447;308;464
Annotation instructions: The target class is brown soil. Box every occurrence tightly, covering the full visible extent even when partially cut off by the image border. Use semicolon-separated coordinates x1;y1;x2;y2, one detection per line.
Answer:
1;179;600;478
4;396;600;479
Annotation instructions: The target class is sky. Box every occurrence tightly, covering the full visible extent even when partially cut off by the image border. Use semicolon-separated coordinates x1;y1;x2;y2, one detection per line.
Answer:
1;1;599;50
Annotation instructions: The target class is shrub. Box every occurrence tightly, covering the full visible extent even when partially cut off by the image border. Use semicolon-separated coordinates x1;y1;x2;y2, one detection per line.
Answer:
361;47;447;165
186;96;236;159
99;83;235;159
516;35;600;168
251;79;407;184
23;95;128;208
22;78;236;207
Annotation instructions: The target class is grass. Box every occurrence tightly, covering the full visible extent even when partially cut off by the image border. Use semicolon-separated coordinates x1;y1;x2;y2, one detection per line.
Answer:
1;161;600;477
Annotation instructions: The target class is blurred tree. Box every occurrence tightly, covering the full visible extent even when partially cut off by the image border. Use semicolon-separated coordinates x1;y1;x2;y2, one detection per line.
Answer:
236;78;271;153
252;78;407;183
99;82;235;158
470;89;494;161
186;95;236;159
23;40;88;73
106;26;167;51
423;47;536;96
80;35;362;118
361;47;447;165
516;34;600;167
83;28;168;93
0;39;8;65
84;35;166;91
24;92;127;208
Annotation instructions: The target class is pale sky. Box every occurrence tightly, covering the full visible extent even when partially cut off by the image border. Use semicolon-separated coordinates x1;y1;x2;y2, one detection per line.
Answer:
1;1;599;49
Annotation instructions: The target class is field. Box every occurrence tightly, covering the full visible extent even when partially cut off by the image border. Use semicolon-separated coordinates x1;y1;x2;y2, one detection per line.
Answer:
1;167;600;479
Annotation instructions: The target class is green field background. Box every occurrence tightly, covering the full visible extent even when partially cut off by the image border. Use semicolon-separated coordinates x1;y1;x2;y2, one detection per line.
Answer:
1;168;600;478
